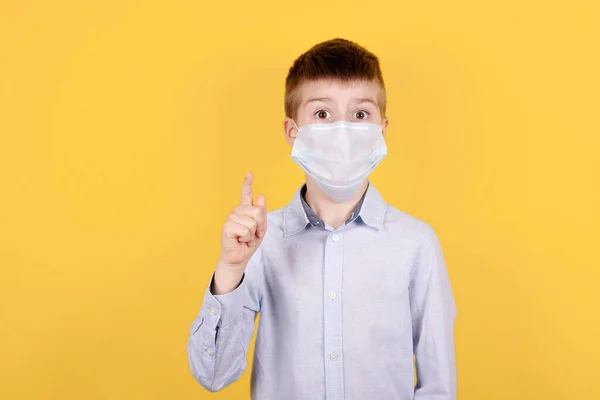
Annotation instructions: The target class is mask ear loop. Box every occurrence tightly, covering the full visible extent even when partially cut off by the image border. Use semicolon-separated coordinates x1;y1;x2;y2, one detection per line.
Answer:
291;119;300;132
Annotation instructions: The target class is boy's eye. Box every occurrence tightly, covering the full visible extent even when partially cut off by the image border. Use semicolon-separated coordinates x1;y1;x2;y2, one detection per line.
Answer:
353;110;370;120
315;110;331;119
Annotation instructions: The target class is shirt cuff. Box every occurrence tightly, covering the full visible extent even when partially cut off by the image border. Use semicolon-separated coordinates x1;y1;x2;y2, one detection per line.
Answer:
201;272;246;330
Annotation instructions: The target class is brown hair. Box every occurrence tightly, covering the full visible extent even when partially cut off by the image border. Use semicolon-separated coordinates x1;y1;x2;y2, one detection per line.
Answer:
284;38;386;121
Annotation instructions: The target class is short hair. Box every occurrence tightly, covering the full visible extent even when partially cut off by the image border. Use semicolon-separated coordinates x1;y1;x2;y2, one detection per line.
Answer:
284;38;386;121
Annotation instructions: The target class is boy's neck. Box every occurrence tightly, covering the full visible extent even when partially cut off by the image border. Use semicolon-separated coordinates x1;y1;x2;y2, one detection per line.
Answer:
304;178;369;230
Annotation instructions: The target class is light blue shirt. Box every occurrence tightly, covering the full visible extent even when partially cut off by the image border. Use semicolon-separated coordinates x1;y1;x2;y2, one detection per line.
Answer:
187;183;458;399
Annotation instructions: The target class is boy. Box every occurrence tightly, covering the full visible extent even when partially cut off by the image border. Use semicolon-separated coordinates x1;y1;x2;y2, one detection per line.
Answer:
187;38;457;400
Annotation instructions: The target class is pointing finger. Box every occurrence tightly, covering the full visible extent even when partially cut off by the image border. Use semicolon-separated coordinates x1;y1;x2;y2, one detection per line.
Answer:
241;172;253;206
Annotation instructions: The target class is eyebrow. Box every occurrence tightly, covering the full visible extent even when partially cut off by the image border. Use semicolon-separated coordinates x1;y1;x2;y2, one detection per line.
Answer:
353;98;378;106
302;97;332;107
302;97;378;107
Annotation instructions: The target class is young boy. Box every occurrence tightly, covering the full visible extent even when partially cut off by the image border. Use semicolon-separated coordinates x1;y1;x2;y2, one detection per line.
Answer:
187;38;457;400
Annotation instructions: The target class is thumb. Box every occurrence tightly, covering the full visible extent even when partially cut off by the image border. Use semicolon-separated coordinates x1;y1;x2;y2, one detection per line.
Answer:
255;193;266;211
255;194;267;238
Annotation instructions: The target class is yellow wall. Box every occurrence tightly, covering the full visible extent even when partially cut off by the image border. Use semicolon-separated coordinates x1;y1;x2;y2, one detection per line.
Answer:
1;1;599;399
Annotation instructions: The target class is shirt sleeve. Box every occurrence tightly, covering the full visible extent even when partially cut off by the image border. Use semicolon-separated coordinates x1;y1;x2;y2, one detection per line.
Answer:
410;225;458;400
186;248;263;392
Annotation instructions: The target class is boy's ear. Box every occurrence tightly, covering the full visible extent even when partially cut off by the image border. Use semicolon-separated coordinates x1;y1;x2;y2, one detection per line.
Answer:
283;117;298;146
381;116;389;138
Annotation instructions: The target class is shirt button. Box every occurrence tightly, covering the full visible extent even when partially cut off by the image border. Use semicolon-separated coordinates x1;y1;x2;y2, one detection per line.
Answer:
205;348;214;356
329;352;338;361
331;234;339;242
210;307;217;315
328;291;337;299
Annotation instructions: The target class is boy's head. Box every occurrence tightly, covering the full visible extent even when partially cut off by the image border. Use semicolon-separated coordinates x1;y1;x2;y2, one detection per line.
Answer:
283;38;389;144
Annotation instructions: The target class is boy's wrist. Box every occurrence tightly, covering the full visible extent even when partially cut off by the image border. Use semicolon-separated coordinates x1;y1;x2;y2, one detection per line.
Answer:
211;262;245;295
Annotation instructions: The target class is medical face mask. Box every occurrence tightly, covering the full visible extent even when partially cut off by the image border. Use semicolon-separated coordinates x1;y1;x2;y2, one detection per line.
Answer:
291;120;387;203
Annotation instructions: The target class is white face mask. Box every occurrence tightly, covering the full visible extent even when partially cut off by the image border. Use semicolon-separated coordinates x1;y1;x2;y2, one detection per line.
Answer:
291;120;387;203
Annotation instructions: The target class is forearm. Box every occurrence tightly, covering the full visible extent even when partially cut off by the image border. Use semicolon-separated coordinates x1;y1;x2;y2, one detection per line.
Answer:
187;266;260;392
413;324;457;399
187;307;252;392
411;225;458;399
212;260;245;295
188;172;265;391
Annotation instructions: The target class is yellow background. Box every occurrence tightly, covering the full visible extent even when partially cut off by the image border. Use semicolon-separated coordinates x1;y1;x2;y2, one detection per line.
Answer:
1;1;599;399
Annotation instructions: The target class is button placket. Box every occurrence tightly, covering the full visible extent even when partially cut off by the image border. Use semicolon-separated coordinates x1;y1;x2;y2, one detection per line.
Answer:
323;230;345;399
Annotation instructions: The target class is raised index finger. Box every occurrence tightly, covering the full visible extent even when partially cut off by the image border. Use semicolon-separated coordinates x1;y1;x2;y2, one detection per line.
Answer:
240;172;254;206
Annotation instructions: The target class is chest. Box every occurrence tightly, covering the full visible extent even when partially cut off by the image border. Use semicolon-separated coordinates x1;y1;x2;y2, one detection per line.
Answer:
261;228;418;318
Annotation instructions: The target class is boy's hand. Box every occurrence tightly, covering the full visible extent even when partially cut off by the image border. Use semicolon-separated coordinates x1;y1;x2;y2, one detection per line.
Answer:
213;173;267;294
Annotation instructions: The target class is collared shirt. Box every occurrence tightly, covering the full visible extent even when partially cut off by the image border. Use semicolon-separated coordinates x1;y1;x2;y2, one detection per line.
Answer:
187;183;458;400
299;183;367;228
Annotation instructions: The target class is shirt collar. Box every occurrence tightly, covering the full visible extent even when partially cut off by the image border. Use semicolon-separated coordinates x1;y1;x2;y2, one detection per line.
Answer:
283;182;387;237
299;184;367;228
